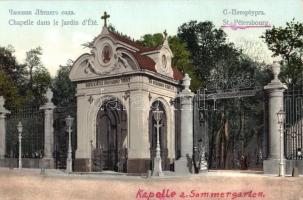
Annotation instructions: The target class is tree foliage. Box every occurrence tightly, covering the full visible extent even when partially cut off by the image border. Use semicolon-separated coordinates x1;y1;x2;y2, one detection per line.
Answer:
31;67;52;106
138;32;200;89
52;65;76;107
138;33;191;70
25;47;43;89
178;21;238;82
0;70;22;109
0;46;27;108
23;47;51;107
0;45;51;108
0;46;27;86
262;19;303;85
139;33;164;48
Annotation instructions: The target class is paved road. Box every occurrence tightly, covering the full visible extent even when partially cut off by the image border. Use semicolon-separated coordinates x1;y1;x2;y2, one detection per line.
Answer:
0;169;302;200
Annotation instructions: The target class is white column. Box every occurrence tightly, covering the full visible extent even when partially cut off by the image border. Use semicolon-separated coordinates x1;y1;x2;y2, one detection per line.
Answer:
0;96;10;158
175;74;194;174
263;61;287;175
126;89;151;173
74;94;90;172
40;88;55;168
128;90;150;158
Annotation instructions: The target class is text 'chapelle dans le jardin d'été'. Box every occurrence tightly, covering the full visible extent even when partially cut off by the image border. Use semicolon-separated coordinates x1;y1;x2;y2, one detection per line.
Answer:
8;9;98;27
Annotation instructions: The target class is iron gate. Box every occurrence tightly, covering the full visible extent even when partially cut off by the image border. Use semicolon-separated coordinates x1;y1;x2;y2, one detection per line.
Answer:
194;76;265;170
53;106;77;169
5;107;44;158
284;85;303;160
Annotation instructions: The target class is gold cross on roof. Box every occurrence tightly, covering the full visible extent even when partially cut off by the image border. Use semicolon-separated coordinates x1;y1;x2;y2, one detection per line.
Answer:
101;11;110;27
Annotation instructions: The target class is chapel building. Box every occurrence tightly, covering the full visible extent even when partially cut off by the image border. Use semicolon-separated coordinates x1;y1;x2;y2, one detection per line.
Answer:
69;21;184;173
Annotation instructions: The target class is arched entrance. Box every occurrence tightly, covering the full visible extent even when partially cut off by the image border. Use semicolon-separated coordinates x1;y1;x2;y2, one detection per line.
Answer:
149;100;169;170
93;98;127;172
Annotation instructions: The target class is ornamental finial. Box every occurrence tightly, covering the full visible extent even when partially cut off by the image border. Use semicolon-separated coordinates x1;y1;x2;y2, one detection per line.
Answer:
163;30;167;39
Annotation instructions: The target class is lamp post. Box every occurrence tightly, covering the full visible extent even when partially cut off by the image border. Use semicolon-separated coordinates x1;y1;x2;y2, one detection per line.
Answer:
17;121;23;170
152;107;163;176
277;109;286;177
65;115;74;173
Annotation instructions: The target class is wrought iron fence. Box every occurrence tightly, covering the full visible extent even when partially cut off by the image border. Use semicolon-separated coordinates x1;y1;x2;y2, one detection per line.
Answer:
5;107;44;158
53;106;77;169
284;85;303;160
5;104;77;169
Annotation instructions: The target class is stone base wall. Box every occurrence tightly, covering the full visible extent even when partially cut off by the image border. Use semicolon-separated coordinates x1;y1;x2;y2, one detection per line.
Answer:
285;160;303;175
127;159;150;174
0;158;54;169
263;159;303;175
74;158;90;172
263;159;280;174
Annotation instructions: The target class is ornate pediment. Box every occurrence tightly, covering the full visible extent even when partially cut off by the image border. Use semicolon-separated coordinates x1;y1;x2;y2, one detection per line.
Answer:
69;31;139;82
154;41;174;78
141;33;174;78
69;25;183;82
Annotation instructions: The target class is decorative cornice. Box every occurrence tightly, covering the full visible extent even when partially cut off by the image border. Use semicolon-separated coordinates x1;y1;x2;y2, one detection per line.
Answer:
73;69;181;86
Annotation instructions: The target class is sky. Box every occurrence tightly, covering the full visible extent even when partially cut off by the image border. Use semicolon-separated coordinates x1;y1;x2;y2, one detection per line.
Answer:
0;0;303;76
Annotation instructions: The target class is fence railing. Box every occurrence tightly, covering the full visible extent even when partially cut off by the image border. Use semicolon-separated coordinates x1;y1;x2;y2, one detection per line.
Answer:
53;106;77;169
5;107;44;158
284;85;303;160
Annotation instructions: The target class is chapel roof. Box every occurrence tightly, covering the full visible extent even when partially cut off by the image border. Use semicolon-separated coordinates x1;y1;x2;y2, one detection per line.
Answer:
108;31;159;52
107;30;183;80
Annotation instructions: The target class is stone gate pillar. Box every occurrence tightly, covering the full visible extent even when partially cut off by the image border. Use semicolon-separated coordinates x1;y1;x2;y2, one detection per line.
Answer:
263;61;287;174
175;74;194;174
0;96;10;158
40;88;55;168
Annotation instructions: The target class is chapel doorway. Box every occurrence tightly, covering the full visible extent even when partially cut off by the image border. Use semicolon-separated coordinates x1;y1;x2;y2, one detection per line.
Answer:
93;99;127;172
149;100;170;171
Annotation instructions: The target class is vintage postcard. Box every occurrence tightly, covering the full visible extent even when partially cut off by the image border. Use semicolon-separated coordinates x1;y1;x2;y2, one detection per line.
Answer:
0;0;303;199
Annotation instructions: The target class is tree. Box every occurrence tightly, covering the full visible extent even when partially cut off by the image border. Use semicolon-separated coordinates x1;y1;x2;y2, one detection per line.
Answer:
0;45;27;108
0;70;22;109
138;33;191;70
23;47;51;107
139;33;164;48
262;19;303;85
137;32;200;89
168;35;201;90
0;45;27;86
25;47;43;89
52;65;76;107
177;21;239;84
0;45;52;108
31;67;52;106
